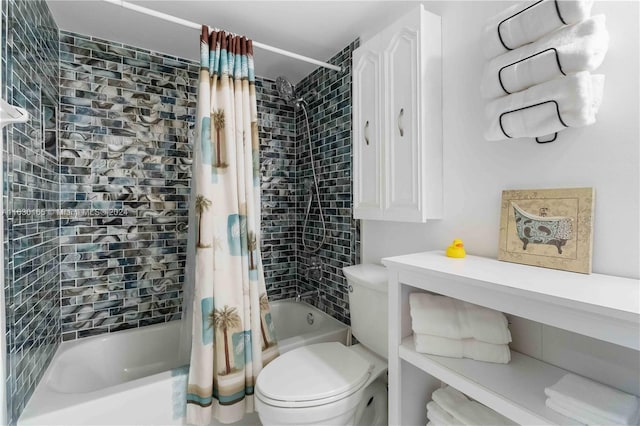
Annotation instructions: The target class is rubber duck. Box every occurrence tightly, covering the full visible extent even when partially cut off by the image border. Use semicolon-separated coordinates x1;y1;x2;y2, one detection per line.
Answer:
446;239;466;258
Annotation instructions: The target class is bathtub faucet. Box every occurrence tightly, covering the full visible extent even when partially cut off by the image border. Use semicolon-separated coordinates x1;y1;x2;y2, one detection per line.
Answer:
295;289;320;303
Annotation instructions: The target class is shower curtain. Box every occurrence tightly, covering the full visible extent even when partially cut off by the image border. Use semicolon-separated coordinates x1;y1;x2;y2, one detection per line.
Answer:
186;26;279;425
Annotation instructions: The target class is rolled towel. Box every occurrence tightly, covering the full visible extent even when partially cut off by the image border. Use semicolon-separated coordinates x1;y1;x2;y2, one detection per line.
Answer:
409;293;511;344
482;0;594;59
544;373;640;425
427;401;459;426
481;15;609;99
484;71;605;141
414;334;511;364
432;387;517;426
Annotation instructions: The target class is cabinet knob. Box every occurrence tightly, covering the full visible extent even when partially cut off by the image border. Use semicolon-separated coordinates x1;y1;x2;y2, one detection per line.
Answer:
398;108;405;137
364;121;370;145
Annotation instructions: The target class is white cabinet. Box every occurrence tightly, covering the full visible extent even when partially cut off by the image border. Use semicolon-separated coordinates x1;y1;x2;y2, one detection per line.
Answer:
382;251;640;426
353;39;383;219
353;5;442;222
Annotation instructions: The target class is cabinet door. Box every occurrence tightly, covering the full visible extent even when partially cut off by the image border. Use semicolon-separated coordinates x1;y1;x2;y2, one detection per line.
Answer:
382;12;424;222
353;41;383;220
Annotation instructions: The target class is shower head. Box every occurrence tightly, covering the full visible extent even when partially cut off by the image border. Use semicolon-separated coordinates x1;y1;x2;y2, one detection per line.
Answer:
276;76;295;103
276;76;311;110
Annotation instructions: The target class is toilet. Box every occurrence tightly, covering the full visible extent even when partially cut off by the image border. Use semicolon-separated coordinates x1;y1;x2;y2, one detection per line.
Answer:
255;264;388;426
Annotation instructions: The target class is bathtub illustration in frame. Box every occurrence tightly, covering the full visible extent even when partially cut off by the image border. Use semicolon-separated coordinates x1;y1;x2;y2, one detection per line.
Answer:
499;187;594;274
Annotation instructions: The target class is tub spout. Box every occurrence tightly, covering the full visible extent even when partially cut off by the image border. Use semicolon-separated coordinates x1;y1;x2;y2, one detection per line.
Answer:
295;289;320;302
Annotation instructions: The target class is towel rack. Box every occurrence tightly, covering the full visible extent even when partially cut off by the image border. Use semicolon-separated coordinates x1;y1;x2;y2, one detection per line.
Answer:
498;100;568;144
498;0;567;51
0;98;29;129
498;47;566;95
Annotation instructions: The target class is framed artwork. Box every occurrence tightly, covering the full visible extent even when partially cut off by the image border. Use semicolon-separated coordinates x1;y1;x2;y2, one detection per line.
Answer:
498;187;595;274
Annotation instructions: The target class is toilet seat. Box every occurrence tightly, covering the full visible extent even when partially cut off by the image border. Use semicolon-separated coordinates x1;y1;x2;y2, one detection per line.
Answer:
255;342;372;408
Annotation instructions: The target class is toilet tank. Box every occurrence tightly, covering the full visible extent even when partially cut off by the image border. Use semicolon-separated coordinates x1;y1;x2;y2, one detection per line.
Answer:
342;264;388;359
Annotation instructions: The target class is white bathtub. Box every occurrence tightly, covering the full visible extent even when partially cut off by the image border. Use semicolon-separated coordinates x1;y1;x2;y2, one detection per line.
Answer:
18;300;349;426
269;299;350;352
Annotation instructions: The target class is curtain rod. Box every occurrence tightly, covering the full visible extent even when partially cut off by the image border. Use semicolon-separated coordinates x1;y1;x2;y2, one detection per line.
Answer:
101;0;342;72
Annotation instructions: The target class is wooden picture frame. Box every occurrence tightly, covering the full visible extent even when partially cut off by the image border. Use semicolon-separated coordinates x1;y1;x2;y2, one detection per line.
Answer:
498;187;595;274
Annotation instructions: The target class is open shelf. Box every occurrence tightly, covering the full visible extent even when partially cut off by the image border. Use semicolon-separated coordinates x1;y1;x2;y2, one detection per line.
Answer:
399;337;581;425
383;251;640;350
385;251;639;425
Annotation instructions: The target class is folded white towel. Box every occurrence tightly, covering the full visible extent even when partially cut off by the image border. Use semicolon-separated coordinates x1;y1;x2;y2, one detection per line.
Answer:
432;387;517;426
409;293;511;344
546;397;640;425
458;301;512;345
414;334;511;364
482;0;594;59
415;333;464;357
481;15;609;99
545;373;640;425
545;398;588;424
427;401;460;426
484;71;605;141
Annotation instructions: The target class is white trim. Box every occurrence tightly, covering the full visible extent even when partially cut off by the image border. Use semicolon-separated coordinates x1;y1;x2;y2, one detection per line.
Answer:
101;0;342;72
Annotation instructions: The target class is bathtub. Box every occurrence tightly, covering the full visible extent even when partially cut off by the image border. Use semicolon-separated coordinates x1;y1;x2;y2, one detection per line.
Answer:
268;299;350;352
18;300;349;426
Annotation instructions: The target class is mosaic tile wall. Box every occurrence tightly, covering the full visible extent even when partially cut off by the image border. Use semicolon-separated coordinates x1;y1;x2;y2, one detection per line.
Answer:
1;0;60;423
57;31;197;340
57;32;300;339
295;41;360;325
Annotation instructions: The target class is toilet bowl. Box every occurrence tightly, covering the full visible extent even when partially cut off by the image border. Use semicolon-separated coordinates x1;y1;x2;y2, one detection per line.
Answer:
354;376;387;426
254;342;387;426
255;264;389;426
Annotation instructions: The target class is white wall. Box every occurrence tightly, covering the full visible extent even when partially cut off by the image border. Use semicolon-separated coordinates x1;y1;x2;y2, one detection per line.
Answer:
362;1;640;280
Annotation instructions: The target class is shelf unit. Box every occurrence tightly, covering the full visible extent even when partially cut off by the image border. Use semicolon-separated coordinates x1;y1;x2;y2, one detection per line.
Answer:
383;251;639;426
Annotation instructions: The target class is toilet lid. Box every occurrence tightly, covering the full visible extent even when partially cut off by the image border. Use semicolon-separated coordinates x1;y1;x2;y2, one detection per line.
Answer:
256;342;372;404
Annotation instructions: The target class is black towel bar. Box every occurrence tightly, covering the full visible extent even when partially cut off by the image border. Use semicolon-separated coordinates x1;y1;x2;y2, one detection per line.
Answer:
498;100;568;144
498;47;566;95
497;0;567;51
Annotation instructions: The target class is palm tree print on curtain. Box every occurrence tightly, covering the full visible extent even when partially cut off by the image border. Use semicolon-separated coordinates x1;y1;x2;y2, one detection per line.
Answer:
186;27;279;425
195;195;212;248
211;305;241;375
212;109;228;169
